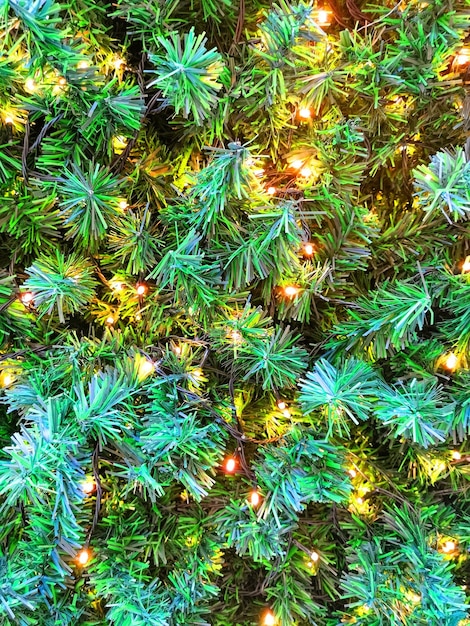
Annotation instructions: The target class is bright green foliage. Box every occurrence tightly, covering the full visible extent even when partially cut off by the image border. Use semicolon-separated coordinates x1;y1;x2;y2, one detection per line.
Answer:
148;28;225;124
24;250;97;322
374;378;454;448
299;358;379;437
2;0;470;624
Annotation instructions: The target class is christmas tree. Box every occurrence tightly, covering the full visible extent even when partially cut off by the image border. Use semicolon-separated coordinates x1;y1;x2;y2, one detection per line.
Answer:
2;0;470;623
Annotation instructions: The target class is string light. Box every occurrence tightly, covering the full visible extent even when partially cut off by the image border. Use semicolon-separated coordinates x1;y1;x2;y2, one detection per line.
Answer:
262;610;276;626
1;373;13;387
462;256;470;273
291;159;304;170
444;352;458;371
82;479;96;494
284;286;299;297
267;186;276;195
348;468;357;478
249;489;261;507
136;283;147;296
113;57;125;69
298;107;312;119
282;408;291;418
310;550;320;562
77;61;89;69
4;115;13;125
139;359;154;378
118;199;129;210
106;315;115;325
77;549;90;565
173;345;182;356
110;280;124;292
442;540;457;553
277;400;287;410
317;9;331;25
24;78;37;92
356;496;364;505
456;48;470;66
58;77;67;86
303;243;315;256
299;166;312;178
20;292;34;305
452;450;462;461
225;457;236;473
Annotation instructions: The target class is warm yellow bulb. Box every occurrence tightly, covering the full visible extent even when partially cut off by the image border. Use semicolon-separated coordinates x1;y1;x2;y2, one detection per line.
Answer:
139;360;154;377
267;186;276;195
304;243;315;256
110;281;124;292
444;352;458;371
106;316;115;325
78;61;89;69
300;166;312;178
250;490;261;507
58;77;67;86
77;549;90;565
225;457;236;473
136;283;147;296
263;610;276;626
348;468;357;478
113;57;125;69
317;9;330;24
298;107;312;119
310;550;320;562
118;199;129;210
24;78;37;92
277;400;287;410
356;496;364;505
452;450;462;461
456;48;470;65
462;256;470;273
20;291;34;304
82;479;96;494
173;345;182;356
442;540;457;553
4;115;13;125
282;409;291;418
284;285;299;297
2;374;13;387
291;159;303;170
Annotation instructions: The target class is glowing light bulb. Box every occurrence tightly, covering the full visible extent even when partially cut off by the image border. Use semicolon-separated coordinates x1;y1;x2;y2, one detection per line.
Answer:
348;468;357;478
456;48;470;65
77;549;90;565
462;256;470;273
136;283;147;296
4;115;13;125
106;316;115;325
282;409;291;418
267;186;276;195
291;159;303;170
78;61;89;69
113;57;125;69
442;540;457;553
445;352;458;371
20;292;34;304
284;285;299;297
58;77;67;86
298;107;312;119
173;345;182;355
356;496;364;505
24;78;37;92
452;450;462;461
225;457;236;473
310;550;319;562
82;479;96;494
317;9;330;24
277;400;287;410
250;489;261;506
139;360;154;377
2;374;13;387
263;610;276;626
110;281;123;292
135;313;142;321
118;199;129;210
299;166;312;178
304;243;315;256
